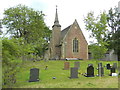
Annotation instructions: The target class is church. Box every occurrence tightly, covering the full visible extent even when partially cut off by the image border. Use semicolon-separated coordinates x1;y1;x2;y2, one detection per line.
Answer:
45;8;88;60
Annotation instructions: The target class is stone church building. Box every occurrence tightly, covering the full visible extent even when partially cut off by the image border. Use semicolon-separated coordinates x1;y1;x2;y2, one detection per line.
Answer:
45;8;88;60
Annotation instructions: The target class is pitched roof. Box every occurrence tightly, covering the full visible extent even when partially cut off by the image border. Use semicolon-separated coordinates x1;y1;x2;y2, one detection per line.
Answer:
61;25;71;40
61;20;88;45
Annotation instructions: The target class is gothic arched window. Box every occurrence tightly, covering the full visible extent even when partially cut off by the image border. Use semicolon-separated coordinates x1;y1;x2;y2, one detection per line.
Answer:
73;38;79;52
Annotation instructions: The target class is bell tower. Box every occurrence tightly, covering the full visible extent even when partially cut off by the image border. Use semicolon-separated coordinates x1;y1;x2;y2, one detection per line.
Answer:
50;6;61;59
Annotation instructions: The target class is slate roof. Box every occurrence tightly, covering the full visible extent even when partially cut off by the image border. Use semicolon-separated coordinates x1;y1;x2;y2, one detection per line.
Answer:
61;25;71;40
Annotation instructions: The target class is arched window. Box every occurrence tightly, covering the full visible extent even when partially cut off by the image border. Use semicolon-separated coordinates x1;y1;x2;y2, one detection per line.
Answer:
73;38;79;52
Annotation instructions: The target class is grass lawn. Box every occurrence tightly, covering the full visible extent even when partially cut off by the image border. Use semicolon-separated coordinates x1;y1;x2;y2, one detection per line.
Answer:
0;61;2;89
3;60;119;88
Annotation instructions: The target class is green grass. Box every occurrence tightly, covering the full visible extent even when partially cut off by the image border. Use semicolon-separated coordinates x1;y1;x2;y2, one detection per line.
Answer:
3;60;119;88
0;61;2;89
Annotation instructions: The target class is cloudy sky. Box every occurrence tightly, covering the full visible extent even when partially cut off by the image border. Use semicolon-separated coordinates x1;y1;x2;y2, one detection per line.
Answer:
0;0;120;44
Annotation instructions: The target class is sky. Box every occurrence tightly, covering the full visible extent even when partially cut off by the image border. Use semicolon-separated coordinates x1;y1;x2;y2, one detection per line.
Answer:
0;0;120;44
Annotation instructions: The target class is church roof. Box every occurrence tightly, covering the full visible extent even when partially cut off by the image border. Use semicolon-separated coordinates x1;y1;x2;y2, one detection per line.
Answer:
60;20;88;45
61;25;71;40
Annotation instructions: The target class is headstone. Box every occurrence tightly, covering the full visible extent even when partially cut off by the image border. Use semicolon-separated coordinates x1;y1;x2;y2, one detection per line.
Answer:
88;64;93;66
98;63;104;77
110;67;116;76
74;62;80;69
29;68;39;82
98;63;102;67
64;62;70;70
87;64;94;77
113;63;117;69
98;67;104;76
106;64;111;69
70;67;78;78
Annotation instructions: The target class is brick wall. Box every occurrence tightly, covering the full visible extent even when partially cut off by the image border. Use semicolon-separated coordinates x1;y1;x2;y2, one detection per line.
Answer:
61;20;88;60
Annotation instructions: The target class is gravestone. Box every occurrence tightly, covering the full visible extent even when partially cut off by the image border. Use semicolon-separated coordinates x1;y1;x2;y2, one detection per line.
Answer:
98;63;102;67
88;64;93;66
70;67;78;78
87;64;94;77
110;67;116;76
113;63;117;69
29;68;39;82
74;62;80;69
106;64;111;69
64;62;70;70
98;67;104;76
98;63;104;76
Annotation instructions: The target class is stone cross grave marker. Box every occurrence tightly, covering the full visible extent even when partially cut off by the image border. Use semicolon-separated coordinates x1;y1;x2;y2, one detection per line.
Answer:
29;68;39;82
64;62;70;70
70;67;78;78
113;63;117;69
98;63;104;77
110;67;116;76
106;63;111;69
74;62;80;69
87;64;94;77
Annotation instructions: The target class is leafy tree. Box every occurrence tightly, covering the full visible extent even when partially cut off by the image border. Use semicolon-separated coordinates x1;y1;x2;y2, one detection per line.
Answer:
89;44;107;60
2;38;22;87
84;11;108;59
2;4;51;43
0;20;2;35
0;38;2;89
2;4;51;57
106;7;120;60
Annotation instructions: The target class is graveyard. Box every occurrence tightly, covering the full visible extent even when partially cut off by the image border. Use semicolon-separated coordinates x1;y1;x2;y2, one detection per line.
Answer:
1;1;120;89
3;60;119;88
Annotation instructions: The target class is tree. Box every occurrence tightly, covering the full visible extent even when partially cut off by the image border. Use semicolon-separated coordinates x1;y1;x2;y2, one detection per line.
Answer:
106;7;120;60
2;4;51;43
0;20;2;35
2;4;51;57
2;38;22;87
89;44;107;60
84;11;108;59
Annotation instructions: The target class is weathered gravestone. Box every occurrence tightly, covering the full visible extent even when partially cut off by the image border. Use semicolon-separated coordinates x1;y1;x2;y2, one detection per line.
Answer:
74;62;80;69
106;63;111;69
64;62;70;70
87;64;94;77
70;67;78;78
29;68;39;82
110;67;116;76
98;63;102;67
113;63;117;69
98;63;104;76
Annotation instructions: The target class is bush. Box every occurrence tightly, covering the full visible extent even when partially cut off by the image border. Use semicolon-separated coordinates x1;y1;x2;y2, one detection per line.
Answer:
2;38;22;87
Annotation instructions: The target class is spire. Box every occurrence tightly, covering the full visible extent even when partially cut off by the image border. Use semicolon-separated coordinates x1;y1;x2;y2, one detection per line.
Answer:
53;5;61;27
